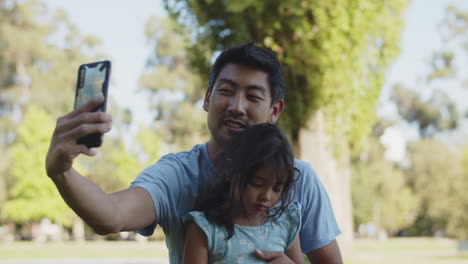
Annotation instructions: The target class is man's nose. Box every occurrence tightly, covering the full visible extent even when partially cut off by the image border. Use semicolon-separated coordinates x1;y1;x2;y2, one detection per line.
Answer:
227;93;247;116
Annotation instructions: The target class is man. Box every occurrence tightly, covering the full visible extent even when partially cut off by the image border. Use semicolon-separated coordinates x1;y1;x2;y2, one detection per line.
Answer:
46;42;343;263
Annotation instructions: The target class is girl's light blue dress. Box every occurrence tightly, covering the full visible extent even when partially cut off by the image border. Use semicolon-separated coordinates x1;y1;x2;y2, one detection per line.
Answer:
184;201;301;264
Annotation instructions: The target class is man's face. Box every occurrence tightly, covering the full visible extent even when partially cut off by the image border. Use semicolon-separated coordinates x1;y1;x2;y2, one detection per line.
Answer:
203;63;284;154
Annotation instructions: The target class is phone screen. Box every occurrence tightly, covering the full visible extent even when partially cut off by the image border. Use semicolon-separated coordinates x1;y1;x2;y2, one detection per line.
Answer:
74;61;110;110
74;60;111;148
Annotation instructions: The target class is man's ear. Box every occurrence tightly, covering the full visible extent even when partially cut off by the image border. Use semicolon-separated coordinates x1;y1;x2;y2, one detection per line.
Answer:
203;89;211;112
268;100;284;124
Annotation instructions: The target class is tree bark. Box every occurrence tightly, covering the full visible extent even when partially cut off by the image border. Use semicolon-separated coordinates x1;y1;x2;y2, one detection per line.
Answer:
298;110;353;254
3;221;15;242
72;218;85;242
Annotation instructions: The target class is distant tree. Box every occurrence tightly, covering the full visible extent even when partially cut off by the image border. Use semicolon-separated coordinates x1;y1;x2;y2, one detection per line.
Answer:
0;0;104;119
390;84;459;138
352;135;417;235
456;146;468;240
78;138;145;193
406;139;465;239
75;102;157;199
0;0;111;240
136;124;163;166
139;16;208;151
2;105;74;225
386;4;468;240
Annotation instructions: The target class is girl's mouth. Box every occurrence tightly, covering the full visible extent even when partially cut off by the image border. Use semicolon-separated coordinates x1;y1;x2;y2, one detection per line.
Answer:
255;205;268;212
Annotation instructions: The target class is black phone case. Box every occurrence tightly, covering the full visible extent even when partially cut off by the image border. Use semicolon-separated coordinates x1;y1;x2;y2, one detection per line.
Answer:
74;60;111;148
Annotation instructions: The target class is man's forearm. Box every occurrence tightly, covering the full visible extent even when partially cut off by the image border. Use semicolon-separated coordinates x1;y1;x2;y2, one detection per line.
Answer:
306;240;343;264
51;168;122;234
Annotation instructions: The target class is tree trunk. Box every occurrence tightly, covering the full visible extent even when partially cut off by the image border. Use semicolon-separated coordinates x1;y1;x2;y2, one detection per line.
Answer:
72;218;85;242
12;56;29;124
30;221;39;241
298;110;353;254
3;221;15;242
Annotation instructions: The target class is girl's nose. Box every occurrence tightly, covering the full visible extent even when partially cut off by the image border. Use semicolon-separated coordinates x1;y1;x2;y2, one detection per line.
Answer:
259;189;272;201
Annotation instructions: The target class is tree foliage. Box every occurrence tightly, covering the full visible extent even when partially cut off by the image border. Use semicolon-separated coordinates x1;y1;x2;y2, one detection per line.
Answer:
407;139;466;239
75;102;157;194
381;3;468;239
140;16;208;150
0;0;106;228
0;0;104;119
2;105;74;225
390;84;459;137
163;0;409;155
441;4;468;48
78;138;145;193
352;135;417;234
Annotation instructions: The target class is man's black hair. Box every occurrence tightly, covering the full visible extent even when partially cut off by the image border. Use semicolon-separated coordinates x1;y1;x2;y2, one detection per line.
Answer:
208;41;285;105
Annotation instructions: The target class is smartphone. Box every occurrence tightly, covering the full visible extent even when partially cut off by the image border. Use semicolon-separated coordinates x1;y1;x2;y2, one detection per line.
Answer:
73;60;111;148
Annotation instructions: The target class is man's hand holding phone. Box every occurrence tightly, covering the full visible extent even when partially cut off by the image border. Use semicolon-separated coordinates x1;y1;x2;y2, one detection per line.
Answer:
46;96;112;180
46;60;111;180
43;60;152;236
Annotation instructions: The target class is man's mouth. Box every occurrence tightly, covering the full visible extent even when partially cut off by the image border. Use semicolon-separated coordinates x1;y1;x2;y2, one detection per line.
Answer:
224;119;246;129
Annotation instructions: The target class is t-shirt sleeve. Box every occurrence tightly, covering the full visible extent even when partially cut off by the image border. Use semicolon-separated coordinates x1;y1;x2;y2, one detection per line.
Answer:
284;201;302;250
130;154;184;236
183;211;214;250
296;160;342;254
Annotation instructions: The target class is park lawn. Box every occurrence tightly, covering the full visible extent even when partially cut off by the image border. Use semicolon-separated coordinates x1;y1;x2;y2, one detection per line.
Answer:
344;237;468;264
0;240;168;259
0;237;467;263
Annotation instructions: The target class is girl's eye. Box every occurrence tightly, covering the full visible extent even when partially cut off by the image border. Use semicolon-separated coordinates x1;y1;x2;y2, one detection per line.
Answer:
249;182;263;188
273;185;284;193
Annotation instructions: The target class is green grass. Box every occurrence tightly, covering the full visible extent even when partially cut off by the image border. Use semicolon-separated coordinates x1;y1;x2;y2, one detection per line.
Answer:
0;240;168;259
1;237;467;263
344;238;468;264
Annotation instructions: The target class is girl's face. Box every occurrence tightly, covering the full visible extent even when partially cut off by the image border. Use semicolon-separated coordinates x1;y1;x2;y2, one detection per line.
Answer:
235;166;284;225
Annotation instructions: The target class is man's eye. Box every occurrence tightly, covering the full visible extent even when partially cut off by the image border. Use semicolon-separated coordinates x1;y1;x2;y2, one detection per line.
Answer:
248;94;262;101
217;87;232;94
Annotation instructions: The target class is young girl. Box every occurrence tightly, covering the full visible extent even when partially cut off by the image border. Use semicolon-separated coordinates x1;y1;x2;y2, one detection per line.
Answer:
182;123;304;264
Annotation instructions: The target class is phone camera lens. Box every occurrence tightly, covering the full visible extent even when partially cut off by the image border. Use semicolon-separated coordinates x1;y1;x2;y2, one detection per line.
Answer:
78;67;86;88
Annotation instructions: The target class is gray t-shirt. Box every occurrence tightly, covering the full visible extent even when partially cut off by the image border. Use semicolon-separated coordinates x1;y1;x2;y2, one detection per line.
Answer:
130;143;341;264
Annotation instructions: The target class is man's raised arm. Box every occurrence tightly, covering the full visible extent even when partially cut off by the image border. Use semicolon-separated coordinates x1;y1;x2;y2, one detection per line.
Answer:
46;96;156;234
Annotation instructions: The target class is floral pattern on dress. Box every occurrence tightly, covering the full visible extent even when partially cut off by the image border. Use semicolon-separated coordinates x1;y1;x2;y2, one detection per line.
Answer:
184;201;302;264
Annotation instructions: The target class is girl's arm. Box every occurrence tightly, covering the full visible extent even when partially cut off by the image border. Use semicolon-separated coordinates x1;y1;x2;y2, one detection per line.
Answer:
285;236;305;264
182;221;209;264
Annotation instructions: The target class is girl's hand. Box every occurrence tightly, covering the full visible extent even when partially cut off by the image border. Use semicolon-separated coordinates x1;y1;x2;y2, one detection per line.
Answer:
254;249;296;264
255;235;304;264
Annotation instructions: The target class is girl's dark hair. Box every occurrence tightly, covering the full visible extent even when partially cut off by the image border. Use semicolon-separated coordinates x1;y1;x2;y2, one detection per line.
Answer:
198;123;298;239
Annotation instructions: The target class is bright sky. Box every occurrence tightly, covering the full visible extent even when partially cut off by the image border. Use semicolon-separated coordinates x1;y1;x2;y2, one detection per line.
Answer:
43;0;468;161
382;0;468;103
43;0;164;127
380;0;468;162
